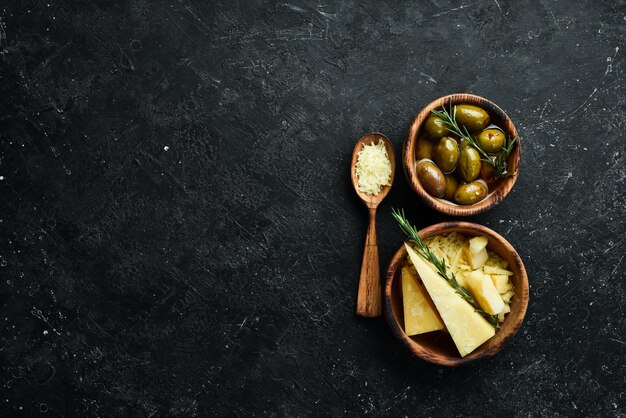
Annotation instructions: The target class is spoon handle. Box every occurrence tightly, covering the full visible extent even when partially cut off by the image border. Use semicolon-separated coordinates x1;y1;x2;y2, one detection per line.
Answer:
356;207;382;317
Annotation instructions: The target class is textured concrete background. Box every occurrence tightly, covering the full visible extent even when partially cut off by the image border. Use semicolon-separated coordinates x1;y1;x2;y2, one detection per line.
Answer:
0;0;625;416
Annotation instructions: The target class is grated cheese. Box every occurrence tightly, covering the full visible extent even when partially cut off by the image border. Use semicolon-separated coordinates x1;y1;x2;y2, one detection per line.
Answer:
355;139;392;195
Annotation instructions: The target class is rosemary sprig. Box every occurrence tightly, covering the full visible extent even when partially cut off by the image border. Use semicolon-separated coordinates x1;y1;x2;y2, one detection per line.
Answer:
493;135;517;178
430;103;518;179
391;208;499;328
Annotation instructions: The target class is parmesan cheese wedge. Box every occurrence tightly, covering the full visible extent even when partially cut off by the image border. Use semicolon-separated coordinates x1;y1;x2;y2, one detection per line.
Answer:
464;271;505;315
405;244;495;357
401;266;445;336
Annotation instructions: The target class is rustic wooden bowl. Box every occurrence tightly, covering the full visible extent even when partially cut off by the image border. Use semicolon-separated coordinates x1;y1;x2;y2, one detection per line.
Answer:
403;94;521;216
384;222;529;366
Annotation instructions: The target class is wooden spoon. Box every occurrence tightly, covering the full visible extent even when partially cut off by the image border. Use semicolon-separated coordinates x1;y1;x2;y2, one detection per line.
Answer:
350;133;396;317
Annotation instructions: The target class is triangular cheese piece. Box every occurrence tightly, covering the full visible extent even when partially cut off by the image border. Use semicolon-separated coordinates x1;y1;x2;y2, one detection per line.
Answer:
405;244;495;357
464;271;505;315
401;266;444;335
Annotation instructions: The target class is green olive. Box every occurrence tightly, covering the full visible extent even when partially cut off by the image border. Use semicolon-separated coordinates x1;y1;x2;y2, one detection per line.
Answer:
424;115;448;138
416;159;446;197
443;173;458;201
455;104;490;131
481;163;496;186
454;180;488;205
415;135;435;160
458;145;482;182
477;128;505;153
433;136;459;173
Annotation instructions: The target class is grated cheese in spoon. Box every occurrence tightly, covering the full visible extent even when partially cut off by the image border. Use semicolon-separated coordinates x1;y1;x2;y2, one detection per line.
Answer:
355;139;392;195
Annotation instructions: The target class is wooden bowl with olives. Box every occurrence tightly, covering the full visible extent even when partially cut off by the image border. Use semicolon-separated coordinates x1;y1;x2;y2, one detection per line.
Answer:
403;94;521;216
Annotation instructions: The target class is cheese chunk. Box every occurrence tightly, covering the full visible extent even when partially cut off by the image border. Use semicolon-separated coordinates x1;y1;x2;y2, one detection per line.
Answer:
405;244;495;357
501;290;515;303
500;283;513;294
490;274;511;293
500;303;511;314
469;236;489;253
497;303;511;322
464;245;488;270
465;271;505;315
401;266;444;336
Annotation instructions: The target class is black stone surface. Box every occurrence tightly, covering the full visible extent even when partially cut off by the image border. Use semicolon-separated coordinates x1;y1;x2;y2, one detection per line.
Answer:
1;0;625;416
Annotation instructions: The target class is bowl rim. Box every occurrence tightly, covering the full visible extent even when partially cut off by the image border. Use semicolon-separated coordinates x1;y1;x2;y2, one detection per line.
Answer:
384;221;529;366
403;93;521;216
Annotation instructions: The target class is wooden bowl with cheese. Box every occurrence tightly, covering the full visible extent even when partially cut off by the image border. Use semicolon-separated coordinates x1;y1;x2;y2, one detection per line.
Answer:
384;221;529;366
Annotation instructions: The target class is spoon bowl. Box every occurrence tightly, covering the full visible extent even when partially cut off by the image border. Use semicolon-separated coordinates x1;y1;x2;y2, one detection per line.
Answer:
351;132;396;317
350;132;396;208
